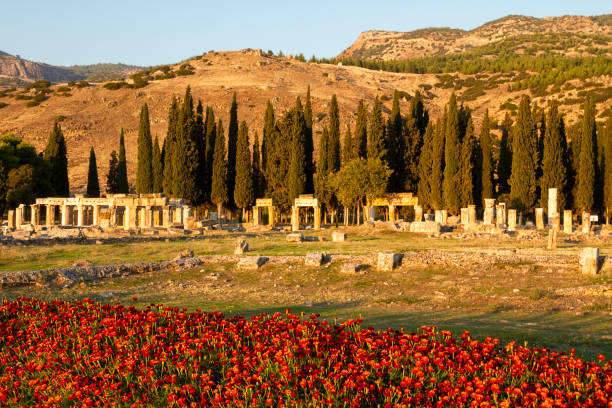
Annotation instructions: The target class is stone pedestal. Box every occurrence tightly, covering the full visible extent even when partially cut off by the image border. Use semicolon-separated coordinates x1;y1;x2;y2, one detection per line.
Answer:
563;210;572;234
483;199;495;225
305;252;325;266
7;210;15;229
579;247;600;275
508;209;517;231
468;205;477;225
377;252;402;271
332;231;346;242
314;206;321;231
535;208;545;230
414;205;423;222
548;188;558;228
582;212;591;234
291;206;300;232
460;208;469;225
46;205;55;226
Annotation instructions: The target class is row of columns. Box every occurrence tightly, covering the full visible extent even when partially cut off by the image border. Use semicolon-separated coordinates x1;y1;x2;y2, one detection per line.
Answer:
252;206;276;227
291;206;321;231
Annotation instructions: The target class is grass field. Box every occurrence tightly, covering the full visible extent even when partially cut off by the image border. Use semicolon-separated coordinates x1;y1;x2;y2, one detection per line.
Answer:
2;228;611;359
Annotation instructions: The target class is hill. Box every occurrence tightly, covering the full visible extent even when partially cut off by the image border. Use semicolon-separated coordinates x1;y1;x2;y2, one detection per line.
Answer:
0;51;141;85
338;14;612;60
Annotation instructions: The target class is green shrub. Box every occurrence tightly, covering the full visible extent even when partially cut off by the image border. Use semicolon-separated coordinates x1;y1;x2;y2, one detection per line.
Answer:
24;80;51;91
75;81;89;88
0;102;8;109
56;86;71;92
56;115;66;122
176;63;194;76
103;82;125;90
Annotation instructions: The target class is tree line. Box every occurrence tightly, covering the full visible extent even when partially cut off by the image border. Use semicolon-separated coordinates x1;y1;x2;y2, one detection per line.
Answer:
2;86;611;224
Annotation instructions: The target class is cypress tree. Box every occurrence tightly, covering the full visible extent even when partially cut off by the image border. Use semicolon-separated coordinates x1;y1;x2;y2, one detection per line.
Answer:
604;112;612;222
44;121;70;196
417;122;435;211
480;110;494;203
234;121;254;217
194;101;206;204
86;147;100;198
509;95;539;212
262;100;275;173
252;132;263;198
106;151;119;194
304;85;315;193
204;106;216;201
386;90;405;192
136;103;153;193
211;120;228;215
575;96;597;213
460;118;476;207
173;86;201;205
431;117;445;210
368;96;386;162
227;92;239;209
540;102;567;211
163;97;179;195
497;113;513;195
442;94;462;214
117;129;129;194
288;102;307;202
354;99;368;159
403;91;427;193
152;135;164;193
327;94;341;172
343;125;353;163
318;127;329;175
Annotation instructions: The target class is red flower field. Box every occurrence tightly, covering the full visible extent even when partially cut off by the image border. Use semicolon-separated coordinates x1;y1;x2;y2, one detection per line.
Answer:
0;298;610;407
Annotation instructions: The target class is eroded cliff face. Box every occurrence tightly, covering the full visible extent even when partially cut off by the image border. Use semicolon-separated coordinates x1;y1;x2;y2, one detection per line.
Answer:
0;51;81;82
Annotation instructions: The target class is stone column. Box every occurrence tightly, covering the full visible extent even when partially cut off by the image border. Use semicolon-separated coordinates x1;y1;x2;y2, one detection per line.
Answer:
108;206;116;227
15;204;25;229
253;206;260;226
30;204;40;226
551;213;560;231
496;203;507;228
314;206;321;231
582;212;591;234
7;210;15;229
77;205;85;227
460;208;469;225
46;205;55;226
483;199;495;225
92;205;100;226
144;206;152;228
414;205;423;222
508;209;517;231
440;210;448;225
389;205;396;222
153;208;160;227
291;206;300;232
162;207;170;227
563;210;572;234
535;208;545;230
61;205;70;226
124;205;137;230
434;210;441;224
548;188;558;228
369;206;375;222
580;247;600;275
182;206;191;224
468;204;477;225
269;206;276;227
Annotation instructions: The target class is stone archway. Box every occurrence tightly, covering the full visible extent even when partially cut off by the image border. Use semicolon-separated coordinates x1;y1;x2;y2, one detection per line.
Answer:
291;195;321;231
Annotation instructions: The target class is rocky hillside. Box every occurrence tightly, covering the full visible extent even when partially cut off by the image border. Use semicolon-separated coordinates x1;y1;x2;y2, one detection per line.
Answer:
0;47;610;194
339;15;612;60
0;51;81;83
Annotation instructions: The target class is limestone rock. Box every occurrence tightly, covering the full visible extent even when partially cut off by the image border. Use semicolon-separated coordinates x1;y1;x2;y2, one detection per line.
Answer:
286;233;304;243
409;221;441;234
332;231;346;242
234;238;249;254
340;263;366;274
377;252;402;271
579;247;600;275
237;256;267;269
175;249;194;260
305;252;325;266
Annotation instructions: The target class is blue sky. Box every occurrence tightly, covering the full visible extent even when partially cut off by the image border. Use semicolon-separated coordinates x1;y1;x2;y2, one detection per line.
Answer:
1;0;609;67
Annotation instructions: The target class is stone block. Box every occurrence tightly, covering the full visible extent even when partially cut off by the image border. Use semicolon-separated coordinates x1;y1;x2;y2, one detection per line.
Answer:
340;263;366;274
237;256;267;270
234;238;249;254
377;252;402;271
174;249;194;260
507;209;517;231
460;208;469;225
579;248;600;275
305;252;325;266
563;210;572;234
582;212;591;234
332;231;346;242
535;208;545;230
547;228;557;250
286;233;304;243
409;221;441;234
